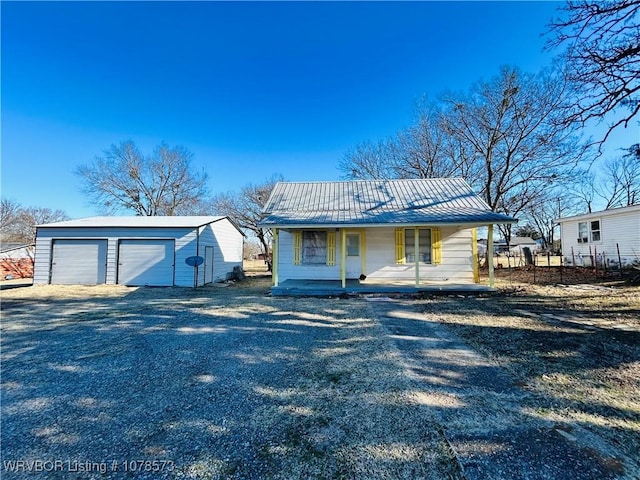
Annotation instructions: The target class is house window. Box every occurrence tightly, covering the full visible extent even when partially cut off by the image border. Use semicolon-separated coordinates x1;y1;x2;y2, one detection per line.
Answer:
302;231;327;264
577;220;601;243
395;227;442;265
405;228;432;263
590;220;601;242
346;234;360;256
578;222;589;243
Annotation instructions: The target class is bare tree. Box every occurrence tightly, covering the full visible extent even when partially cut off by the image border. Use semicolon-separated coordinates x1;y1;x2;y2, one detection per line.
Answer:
339;139;399;180
567;169;598;213
0;198;68;243
599;152;640;207
441;66;587;242
1;198;21;236
341;67;587;243
340;100;478;181
395;101;474;180
77;140;208;216
548;0;640;149
18;207;69;242
208;175;283;271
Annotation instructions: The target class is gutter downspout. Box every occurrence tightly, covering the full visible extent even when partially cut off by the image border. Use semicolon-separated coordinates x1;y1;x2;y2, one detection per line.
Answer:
414;227;420;288
273;228;279;287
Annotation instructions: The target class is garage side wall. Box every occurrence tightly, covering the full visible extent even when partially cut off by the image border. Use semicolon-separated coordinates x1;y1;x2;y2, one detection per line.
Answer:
198;219;243;284
34;226;200;286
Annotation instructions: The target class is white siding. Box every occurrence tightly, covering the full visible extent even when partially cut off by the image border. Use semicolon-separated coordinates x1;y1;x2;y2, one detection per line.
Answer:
198;218;243;285
278;230;341;281
560;207;640;267
35;226;198;286
277;226;474;283
33;219;243;287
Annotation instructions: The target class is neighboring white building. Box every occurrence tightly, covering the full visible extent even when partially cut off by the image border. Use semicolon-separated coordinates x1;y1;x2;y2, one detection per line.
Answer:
509;237;540;255
556;204;640;268
259;179;517;293
478;237;540;256
34;216;244;286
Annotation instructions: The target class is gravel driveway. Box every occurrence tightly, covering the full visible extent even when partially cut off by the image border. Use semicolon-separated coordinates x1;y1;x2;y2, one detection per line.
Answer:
2;277;635;479
1;278;455;479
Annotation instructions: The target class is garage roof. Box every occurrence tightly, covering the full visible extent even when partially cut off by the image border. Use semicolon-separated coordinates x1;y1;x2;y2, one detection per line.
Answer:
38;216;229;229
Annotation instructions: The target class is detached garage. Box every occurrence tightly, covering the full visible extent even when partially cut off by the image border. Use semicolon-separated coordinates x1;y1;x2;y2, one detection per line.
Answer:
34;216;244;287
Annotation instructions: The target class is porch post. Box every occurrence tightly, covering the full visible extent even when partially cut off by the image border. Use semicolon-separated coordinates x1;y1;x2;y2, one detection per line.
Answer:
360;228;366;277
272;228;279;287
341;228;347;288
472;228;479;283
414;227;420;288
487;224;495;287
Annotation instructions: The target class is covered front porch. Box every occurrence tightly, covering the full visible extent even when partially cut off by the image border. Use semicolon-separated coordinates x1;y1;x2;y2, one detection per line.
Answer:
271;278;497;296
270;224;503;294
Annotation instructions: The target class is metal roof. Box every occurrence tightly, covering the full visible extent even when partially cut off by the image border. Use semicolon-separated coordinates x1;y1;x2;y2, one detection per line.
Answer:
0;243;35;253
554;203;640;223
37;216;228;229
259;179;517;227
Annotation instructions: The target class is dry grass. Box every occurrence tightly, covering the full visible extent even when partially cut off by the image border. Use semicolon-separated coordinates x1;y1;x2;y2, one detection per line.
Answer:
421;280;640;469
1;277;459;479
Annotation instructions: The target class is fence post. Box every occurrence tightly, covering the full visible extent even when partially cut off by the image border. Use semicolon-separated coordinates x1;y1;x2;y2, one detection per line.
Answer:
571;246;575;267
594;246;598;277
617;243;622;276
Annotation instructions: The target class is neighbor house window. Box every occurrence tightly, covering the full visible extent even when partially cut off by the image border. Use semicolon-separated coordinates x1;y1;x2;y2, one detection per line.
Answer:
590;220;601;242
577;220;601;243
405;228;432;263
578;222;589;243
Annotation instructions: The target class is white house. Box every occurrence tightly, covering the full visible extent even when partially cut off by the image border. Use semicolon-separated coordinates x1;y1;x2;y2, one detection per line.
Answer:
556;204;640;268
508;237;540;255
259;179;516;294
34;216;244;287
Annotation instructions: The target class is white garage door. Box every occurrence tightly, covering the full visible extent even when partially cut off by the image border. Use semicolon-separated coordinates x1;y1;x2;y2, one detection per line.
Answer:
117;239;174;286
51;239;107;285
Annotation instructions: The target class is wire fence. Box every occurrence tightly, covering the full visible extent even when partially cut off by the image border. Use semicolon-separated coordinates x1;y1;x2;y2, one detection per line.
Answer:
481;246;640;285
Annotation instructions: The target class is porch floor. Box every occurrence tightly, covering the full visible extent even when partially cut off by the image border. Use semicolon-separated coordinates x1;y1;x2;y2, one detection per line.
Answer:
271;279;496;296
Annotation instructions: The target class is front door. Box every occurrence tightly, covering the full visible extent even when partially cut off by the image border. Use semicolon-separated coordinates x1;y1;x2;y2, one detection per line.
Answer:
204;246;214;284
345;232;361;278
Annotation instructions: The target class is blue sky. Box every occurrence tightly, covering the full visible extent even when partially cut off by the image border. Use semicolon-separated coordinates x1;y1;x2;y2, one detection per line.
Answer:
1;1;633;218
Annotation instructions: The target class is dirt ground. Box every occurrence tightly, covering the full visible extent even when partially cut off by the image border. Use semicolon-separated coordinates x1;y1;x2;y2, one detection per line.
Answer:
426;275;640;475
1;273;638;479
1;276;458;480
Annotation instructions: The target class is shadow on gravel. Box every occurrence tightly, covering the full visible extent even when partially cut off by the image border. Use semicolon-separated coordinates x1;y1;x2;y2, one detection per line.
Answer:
1;280;455;479
409;291;640;479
